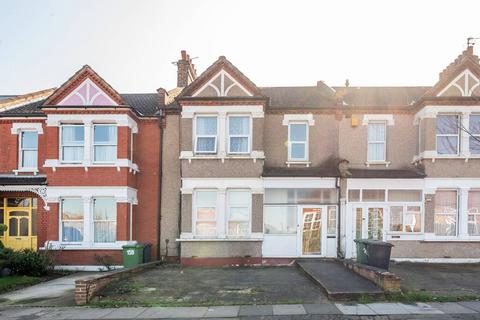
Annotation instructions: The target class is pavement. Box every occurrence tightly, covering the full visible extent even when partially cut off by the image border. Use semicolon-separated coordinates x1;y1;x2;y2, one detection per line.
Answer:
1;301;480;319
0;272;97;307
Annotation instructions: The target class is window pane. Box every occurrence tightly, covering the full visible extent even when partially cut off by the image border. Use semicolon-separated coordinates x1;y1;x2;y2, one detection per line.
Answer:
390;206;403;231
468;191;480;236
470;137;480;154
434;190;457;236
19;218;29;236
228;222;249;236
196;137;216;152
196;117;217;135
362;189;385;202
62;146;84;161
228;191;249;206
197;191;217;207
32;208;37;236
9;219;18;236
197;208;216;220
368;142;385;161
229;117;249;135
388;190;422;202
290;124;306;141
264;206;297;234
291;143;305;159
94;146;117;162
230;137;249;153
437;136;458;154
22;150;37;168
7;198;30;207
368;123;385;141
62;221;83;242
264;189;337;204
470;115;480;133
327;206;336;235
62;199;83;220
196;221;216;236
94;125;117;143
436;115;459;134
229;207;249;220
94;221;116;242
94;199;116;220
21;131;38;148
348;190;360;202
62;126;84;144
405;206;421;232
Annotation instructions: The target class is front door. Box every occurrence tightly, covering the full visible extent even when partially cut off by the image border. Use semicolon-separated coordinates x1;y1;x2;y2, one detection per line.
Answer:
299;206;327;256
354;206;385;241
3;198;37;251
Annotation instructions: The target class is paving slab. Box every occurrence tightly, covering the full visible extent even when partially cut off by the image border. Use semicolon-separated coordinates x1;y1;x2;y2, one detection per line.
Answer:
429;302;477;314
459;301;480;312
367;303;411;315
272;304;306;315
0;307;47;318
238;305;273;316
140;306;208;319
37;307;114;320
102;307;147;319
297;259;383;300
204;306;240;317
303;303;341;314
399;302;444;314
335;303;376;315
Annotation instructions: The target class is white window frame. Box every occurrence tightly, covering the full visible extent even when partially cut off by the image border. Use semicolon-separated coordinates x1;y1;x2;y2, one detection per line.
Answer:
467;190;480;236
388;204;423;234
92;124;118;163
194;115;218;154
288;121;309;161
193;190;218;237
469;114;480;155
227;115;252;154
436;114;460;156
226;189;251;237
434;189;459;237
92;197;117;243
60;124;85;163
367;121;387;162
18;130;38;170
60;198;85;244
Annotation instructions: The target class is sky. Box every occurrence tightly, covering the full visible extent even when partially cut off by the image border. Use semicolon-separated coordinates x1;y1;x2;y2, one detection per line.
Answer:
0;0;479;94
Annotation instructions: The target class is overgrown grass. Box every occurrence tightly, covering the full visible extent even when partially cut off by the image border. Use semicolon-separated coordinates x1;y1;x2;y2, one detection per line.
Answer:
0;276;40;293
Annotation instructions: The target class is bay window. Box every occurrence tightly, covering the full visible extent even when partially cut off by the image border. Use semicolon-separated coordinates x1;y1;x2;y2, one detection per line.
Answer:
469;115;480;155
436;115;459;155
367;121;386;162
288;122;308;161
93;198;117;243
61;125;84;162
468;190;480;236
61;199;84;242
194;191;217;236
93;125;117;162
434;190;458;236
19;131;38;169
195;116;217;154
227;190;250;236
228;116;250;154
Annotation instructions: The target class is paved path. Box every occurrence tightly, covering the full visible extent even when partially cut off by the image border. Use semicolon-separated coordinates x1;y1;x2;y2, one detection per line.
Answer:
1;301;480;319
0;272;97;307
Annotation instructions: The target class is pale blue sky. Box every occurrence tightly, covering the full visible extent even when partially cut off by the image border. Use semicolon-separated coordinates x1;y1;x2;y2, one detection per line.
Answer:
0;0;479;94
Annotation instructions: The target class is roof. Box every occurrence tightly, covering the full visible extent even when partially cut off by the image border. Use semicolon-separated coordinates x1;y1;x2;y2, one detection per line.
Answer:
0;95;17;101
261;84;336;109
0;99;46;116
333;86;430;109
347;168;426;179
263;166;339;178
0;174;47;186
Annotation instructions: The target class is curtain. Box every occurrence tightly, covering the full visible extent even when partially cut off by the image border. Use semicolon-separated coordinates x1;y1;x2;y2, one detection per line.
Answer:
468;191;480;235
94;146;117;162
62;146;84;161
93;199;116;243
62;126;84;144
22;150;37;167
229;117;249;135
196;137;215;152
434;190;457;236
94;221;116;242
196;117;217;135
62;222;84;242
368;142;385;161
94;126;116;143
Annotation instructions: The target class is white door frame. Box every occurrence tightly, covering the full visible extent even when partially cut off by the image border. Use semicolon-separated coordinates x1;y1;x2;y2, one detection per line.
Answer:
297;205;328;257
351;204;388;253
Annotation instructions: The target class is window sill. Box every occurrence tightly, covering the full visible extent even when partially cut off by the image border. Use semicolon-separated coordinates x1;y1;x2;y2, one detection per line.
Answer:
286;161;311;167
13;168;39;175
413;152;480;163
365;161;391;167
180;151;265;163
176;238;263;242
44;159;139;173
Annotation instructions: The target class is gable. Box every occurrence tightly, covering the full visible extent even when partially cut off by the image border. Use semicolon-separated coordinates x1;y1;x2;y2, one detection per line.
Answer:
58;78;118;106
193;70;253;97
437;69;480;97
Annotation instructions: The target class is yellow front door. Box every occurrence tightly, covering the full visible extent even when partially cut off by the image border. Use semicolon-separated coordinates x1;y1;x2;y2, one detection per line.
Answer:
2;198;37;251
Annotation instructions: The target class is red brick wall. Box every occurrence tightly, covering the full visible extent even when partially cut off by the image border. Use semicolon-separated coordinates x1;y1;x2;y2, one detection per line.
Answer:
53;250;123;265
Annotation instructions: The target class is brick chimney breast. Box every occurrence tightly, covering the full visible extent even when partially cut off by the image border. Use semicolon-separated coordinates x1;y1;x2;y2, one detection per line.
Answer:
176;50;197;88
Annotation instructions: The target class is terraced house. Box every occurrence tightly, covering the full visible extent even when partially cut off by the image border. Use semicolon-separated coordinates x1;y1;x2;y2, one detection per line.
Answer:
1;46;480;267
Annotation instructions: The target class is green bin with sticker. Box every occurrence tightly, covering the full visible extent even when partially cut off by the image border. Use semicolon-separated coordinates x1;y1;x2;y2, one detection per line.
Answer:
122;244;145;268
354;239;368;265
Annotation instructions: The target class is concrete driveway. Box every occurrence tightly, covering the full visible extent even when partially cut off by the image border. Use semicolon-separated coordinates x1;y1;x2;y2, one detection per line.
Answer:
390;262;480;297
95;265;328;306
0;272;97;306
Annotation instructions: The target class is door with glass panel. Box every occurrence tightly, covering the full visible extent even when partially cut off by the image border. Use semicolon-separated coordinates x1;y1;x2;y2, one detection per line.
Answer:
299;206;336;256
3;198;37;251
354;206;385;241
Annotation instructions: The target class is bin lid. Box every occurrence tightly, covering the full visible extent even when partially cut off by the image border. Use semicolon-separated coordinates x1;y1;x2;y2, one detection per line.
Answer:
122;244;145;249
362;239;394;247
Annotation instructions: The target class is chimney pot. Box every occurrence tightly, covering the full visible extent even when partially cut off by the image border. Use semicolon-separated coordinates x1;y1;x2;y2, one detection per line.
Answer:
181;50;187;60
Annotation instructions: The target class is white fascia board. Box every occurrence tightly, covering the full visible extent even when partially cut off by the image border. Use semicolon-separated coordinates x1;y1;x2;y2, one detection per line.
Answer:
46;113;138;133
181;105;264;118
181;178;263;194
46;186;138;204
346;178;425;190
11;122;44;134
263;177;336;189
425;178;480;190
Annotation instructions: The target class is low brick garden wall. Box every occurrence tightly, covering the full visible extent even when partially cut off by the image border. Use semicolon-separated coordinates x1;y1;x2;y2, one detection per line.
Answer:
75;261;159;305
343;259;401;292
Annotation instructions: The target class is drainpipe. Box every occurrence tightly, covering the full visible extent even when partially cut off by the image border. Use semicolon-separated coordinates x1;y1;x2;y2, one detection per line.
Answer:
336;177;344;259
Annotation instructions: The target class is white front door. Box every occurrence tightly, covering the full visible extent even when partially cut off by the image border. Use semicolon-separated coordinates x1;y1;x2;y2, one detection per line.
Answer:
353;205;386;241
298;206;327;256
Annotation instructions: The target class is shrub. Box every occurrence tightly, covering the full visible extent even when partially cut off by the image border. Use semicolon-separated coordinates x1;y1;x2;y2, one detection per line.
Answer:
8;249;53;277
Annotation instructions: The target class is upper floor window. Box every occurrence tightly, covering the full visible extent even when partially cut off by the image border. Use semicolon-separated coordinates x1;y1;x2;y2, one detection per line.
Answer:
367;122;386;162
288;122;308;161
195;116;217;154
93;198;116;243
61;198;84;242
61;125;84;162
93;125;117;162
228;116;251;154
436;115;459;155
469;115;480;155
434;190;457;236
194;190;217;236
227;190;251;236
19;131;38;169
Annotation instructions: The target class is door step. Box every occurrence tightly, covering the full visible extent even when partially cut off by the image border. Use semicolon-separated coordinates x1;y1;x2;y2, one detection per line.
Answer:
296;258;384;300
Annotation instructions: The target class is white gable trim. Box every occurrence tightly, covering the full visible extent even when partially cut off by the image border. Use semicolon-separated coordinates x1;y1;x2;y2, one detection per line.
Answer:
192;70;253;97
437;69;480;97
58;78;118;106
282;114;315;126
11;122;44;134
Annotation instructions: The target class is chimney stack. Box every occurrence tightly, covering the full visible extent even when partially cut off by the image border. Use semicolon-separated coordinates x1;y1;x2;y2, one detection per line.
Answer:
156;87;166;106
176;50;197;88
